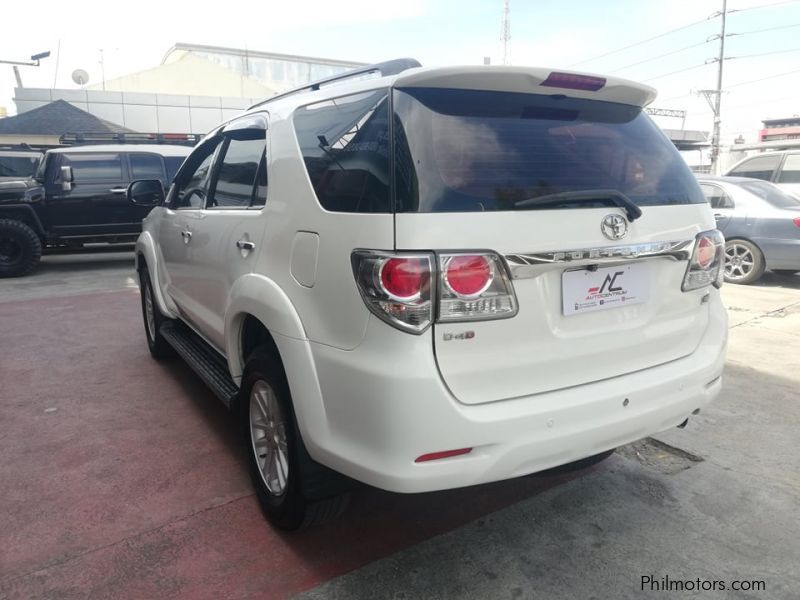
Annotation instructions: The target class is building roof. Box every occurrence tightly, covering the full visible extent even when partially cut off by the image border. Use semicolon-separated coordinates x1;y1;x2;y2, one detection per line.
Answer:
0;100;132;135
762;117;800;126
162;42;366;69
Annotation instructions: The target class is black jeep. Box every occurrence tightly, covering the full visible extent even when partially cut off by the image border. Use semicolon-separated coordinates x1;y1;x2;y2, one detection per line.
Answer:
0;144;190;277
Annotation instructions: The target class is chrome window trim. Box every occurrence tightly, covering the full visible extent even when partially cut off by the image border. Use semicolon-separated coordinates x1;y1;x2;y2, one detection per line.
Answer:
505;240;693;280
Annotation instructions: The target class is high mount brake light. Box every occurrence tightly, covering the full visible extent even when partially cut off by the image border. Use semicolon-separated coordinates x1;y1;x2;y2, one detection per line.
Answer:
351;251;518;333
541;72;606;92
682;230;725;292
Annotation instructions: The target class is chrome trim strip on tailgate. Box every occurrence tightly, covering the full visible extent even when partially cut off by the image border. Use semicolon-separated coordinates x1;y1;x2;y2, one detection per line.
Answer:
506;240;693;280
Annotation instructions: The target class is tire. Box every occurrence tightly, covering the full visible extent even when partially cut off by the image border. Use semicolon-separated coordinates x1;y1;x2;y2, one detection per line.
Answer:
241;347;350;530
773;270;798;276
0;219;42;278
138;266;175;359
724;239;766;285
536;449;615;476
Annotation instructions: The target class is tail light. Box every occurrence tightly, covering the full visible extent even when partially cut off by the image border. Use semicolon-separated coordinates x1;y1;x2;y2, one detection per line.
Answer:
682;230;725;292
793;217;800;228
351;251;433;333
351;250;518;334
438;253;518;322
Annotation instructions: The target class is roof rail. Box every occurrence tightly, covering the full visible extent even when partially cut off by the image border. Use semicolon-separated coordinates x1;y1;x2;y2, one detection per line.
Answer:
58;132;201;147
249;57;422;110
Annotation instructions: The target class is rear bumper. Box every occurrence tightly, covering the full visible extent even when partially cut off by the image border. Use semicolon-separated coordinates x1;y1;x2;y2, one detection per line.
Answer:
300;291;727;494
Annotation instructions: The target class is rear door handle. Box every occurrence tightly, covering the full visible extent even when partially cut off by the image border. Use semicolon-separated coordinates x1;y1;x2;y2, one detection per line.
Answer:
236;239;256;251
109;187;127;194
713;213;724;219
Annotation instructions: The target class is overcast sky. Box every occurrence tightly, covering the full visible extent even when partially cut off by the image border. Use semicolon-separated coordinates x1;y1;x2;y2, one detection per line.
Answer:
1;0;798;143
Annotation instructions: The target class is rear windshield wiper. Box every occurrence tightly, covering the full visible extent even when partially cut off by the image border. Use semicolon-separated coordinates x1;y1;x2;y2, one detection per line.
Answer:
515;189;643;221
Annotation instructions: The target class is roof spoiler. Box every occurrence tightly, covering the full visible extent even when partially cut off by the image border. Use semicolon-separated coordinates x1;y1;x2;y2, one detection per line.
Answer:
248;58;422;110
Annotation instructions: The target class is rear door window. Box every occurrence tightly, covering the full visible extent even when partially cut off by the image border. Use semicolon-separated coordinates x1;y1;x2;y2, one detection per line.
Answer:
63;153;123;182
700;184;734;209
777;154;800;184
393;88;704;213
728;155;780;182
129;153;165;180
738;180;800;208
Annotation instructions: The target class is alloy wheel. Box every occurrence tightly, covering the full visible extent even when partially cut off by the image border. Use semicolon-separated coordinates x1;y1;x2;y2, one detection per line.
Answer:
249;380;290;496
725;243;755;281
143;279;156;341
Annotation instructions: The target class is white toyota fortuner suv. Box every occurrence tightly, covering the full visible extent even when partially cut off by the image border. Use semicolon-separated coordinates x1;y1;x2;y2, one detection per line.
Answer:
130;59;728;530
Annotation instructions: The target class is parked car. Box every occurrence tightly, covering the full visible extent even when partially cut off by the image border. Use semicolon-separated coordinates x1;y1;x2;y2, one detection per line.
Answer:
0;147;42;182
132;59;728;530
697;176;800;284
0;144;190;277
725;151;800;199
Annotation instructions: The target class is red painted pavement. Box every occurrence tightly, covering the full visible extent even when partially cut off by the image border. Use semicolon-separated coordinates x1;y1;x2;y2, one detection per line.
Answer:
0;290;576;599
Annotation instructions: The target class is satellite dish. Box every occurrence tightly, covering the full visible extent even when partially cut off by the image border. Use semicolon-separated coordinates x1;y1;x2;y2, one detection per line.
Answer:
72;69;89;86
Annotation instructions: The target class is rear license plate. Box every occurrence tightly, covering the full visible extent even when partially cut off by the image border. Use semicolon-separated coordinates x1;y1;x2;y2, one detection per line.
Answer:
562;263;649;316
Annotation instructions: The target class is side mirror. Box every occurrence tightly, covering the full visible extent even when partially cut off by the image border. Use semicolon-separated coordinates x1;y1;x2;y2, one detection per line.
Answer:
60;165;73;192
128;179;165;207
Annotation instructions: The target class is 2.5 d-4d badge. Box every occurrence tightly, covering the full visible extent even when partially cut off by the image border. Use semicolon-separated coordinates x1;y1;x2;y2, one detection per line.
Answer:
601;214;628;240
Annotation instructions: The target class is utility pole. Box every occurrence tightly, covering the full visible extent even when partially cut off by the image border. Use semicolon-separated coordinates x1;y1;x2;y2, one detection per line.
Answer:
99;49;106;91
710;0;728;174
502;0;511;65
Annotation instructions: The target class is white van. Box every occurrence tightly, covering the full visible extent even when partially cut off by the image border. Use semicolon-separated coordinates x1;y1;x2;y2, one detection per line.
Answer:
131;59;728;529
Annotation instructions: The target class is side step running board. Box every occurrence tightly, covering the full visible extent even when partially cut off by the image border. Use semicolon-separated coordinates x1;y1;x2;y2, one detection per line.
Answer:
160;321;239;408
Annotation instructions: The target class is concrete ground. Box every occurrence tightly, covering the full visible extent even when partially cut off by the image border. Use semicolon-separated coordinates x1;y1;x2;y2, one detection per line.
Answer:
1;250;798;599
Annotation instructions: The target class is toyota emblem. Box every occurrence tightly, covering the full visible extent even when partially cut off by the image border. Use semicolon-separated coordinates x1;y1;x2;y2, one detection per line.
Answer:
601;214;628;240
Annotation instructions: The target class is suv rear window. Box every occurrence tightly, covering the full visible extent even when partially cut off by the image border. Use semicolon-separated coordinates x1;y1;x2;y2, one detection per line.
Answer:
393;88;704;213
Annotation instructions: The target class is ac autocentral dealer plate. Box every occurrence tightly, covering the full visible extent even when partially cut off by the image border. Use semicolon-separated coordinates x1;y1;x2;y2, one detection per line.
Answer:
562;263;649;316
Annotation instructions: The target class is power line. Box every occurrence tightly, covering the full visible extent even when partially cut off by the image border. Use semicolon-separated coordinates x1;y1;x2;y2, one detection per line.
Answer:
568;17;711;67
729;22;800;36
726;67;800;88
728;0;800;13
608;40;711;73
730;47;800;59
642;62;710;82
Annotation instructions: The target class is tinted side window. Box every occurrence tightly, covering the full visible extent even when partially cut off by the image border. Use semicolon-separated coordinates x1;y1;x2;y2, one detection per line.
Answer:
210;134;265;208
700;184;734;209
778;154;800;184
729;155;780;181
130;153;164;180
293;90;390;213
63;153;123;181
172;139;222;209
253;153;267;208
164;157;185;182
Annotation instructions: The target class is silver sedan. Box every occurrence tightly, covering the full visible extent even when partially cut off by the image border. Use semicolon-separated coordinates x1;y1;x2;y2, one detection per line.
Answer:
698;176;800;284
